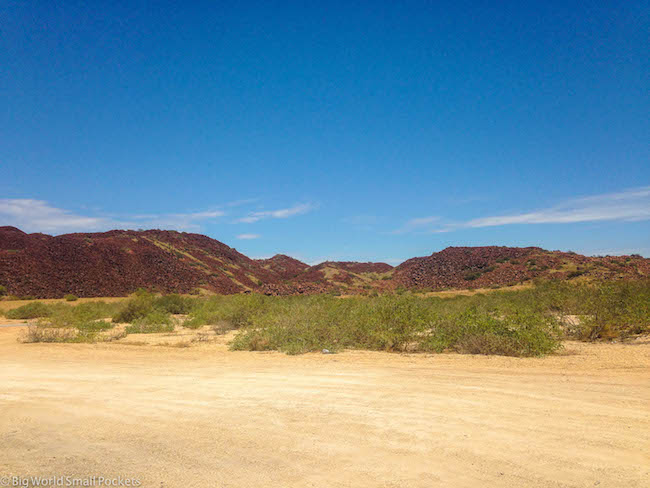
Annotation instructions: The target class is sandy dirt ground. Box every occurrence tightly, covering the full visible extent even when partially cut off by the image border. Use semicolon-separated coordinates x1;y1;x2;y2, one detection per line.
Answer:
1;326;648;488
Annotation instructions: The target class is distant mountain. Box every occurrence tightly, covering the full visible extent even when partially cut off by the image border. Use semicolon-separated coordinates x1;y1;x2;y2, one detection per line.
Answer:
1;227;648;298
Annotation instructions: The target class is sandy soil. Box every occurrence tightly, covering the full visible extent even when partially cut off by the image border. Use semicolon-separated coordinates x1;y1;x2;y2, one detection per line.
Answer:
1;326;648;488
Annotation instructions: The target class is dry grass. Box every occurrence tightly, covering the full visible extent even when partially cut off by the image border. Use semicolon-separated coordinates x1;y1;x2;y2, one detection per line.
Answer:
0;296;126;313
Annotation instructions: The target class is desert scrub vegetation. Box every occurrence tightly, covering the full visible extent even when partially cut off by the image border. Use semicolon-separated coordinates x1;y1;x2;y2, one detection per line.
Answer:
229;279;649;355
13;279;649;352
125;310;174;334
16;300;126;343
6;302;56;319
229;295;562;356
22;323;126;343
112;292;195;324
183;293;270;329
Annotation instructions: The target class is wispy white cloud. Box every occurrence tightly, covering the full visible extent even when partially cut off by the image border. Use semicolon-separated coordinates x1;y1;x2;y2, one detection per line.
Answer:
236;233;261;240
223;198;259;208
392;216;440;234
0;199;227;234
464;186;650;228
237;203;315;223
0;199;113;233
133;209;225;231
394;186;650;234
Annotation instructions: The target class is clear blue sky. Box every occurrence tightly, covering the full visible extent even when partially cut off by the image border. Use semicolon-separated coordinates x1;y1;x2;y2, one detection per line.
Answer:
2;1;649;263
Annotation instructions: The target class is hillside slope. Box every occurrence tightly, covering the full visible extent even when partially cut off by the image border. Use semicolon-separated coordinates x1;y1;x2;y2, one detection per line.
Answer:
1;227;648;298
394;246;650;290
260;260;394;295
256;255;310;280
0;227;277;297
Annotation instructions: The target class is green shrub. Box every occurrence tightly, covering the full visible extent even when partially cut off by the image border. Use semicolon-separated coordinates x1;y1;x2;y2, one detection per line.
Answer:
0;285;6;296
184;294;269;329
48;301;123;327
6;302;53;319
567;270;586;279
125;310;174;334
113;295;155;323
463;271;482;281
64;294;79;302
154;294;194;314
75;320;115;332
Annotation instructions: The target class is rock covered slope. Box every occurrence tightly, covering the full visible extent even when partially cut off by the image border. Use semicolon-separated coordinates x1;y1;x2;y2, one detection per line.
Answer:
0;227;394;298
259;260;394;295
256;254;310;280
393;246;650;290
1;227;648;298
0;227;276;297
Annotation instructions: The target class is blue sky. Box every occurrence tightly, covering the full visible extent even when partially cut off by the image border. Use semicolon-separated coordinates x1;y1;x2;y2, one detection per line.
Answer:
1;1;649;263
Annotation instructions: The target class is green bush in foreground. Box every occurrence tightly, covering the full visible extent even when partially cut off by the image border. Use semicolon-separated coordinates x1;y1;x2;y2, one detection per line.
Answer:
64;294;79;301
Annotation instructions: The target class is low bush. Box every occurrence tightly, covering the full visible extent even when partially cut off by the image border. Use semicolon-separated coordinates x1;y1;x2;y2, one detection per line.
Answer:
125;310;174;334
6;302;54;319
184;294;269;329
112;294;155;323
22;326;77;343
125;323;174;334
22;323;125;343
463;271;482;281
48;301;123;327
64;294;79;301
154;294;194;314
75;320;115;332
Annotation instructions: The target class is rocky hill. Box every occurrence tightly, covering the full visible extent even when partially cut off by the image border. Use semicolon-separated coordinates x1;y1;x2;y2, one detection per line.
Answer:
261;261;394;295
1;227;648;298
393;246;650;290
0;227;276;298
256;254;310;280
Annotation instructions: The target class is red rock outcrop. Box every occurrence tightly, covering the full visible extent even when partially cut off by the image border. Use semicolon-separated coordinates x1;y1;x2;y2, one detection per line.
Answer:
1;227;647;297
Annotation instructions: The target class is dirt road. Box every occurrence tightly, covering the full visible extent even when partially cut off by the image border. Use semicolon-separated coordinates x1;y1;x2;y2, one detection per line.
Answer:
1;326;648;487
